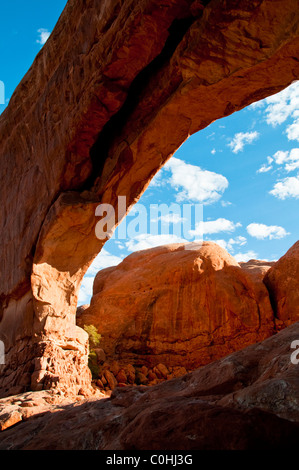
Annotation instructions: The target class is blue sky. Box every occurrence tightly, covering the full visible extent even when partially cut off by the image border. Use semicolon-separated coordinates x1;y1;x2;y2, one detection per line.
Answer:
81;81;299;305
0;2;298;306
0;1;68;112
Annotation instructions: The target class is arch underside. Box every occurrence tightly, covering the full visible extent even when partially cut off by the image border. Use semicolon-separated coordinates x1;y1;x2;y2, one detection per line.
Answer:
0;0;298;397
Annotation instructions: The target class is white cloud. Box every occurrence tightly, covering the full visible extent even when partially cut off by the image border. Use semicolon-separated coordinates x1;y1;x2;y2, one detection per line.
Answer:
153;213;186;224
257;156;273;173
148;171;165;188
78;277;94;306
249;83;299;147
220;200;232;207
249;100;265;110
234;250;258;263
280;148;299;172
234;236;247;245
190;218;241;237
269;174;299;199
258;149;299;174
115;241;125;250
85;248;123;277
78;249;124;305
247;223;289;240
228;131;259;153
263;81;299;127
164;157;228;204
37;28;51;45
257;163;273;173
126;233;187;252
286;113;299;142
272;149;299;169
211;148;216;155
207;132;215;140
272;150;289;165
213;236;247;253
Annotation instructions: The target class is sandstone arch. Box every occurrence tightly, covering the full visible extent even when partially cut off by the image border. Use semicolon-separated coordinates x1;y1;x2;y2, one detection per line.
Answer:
0;0;298;397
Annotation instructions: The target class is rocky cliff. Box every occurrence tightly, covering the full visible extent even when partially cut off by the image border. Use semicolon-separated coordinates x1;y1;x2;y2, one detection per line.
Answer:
0;0;299;397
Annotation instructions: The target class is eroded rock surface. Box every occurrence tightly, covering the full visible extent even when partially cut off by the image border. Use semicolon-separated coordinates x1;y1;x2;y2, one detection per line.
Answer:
0;0;299;397
1;321;299;450
77;242;275;374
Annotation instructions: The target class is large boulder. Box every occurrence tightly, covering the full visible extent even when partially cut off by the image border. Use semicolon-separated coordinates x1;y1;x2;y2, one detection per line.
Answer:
77;242;275;369
264;241;299;328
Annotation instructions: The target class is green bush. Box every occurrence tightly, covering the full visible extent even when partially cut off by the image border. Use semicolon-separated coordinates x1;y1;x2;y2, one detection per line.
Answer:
84;324;102;349
84;324;102;379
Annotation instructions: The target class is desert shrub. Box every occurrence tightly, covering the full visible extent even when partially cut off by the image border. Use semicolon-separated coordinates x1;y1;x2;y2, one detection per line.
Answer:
84;324;102;349
84;324;102;379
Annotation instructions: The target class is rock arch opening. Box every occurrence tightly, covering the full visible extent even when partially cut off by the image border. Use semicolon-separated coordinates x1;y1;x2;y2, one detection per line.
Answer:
76;81;299;392
0;0;298;398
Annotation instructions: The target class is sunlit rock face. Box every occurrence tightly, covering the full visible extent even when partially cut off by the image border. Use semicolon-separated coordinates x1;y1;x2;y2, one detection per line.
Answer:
77;242;275;371
0;0;299;396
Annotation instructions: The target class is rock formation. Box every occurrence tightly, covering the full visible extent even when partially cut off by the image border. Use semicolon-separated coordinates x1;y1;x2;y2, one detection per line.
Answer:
264;241;299;329
0;0;299;397
239;259;276;280
1;320;299;450
77;242;275;376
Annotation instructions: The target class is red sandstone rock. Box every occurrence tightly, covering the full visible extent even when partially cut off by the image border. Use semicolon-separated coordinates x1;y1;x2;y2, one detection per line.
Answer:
155;364;170;379
108;361;121;377
94;348;106;364
171;366;187;378
147;371;157;382
77;242;275;369
1;322;299;450
0;411;22;432
96;379;104;390
0;0;299;398
124;365;136;385
264;241;299;328
140;366;148;376
116;370;127;384
76;305;90;318
100;375;107;386
239;260;275;281
103;370;118;391
136;372;148;385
